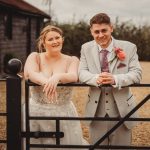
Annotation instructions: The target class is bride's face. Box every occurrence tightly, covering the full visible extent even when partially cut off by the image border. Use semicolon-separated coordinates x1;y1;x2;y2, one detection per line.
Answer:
44;31;63;53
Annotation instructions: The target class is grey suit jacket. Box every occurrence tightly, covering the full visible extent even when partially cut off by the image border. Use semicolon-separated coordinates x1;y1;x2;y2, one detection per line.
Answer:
78;39;142;129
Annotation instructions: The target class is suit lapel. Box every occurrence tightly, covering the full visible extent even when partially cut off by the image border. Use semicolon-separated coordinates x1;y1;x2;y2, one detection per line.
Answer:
108;39;119;73
91;42;101;72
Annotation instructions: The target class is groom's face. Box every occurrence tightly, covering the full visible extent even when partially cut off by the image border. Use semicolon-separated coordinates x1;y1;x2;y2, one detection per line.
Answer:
90;23;113;49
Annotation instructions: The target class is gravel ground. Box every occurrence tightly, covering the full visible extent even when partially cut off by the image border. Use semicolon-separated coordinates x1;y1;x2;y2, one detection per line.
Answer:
0;62;150;149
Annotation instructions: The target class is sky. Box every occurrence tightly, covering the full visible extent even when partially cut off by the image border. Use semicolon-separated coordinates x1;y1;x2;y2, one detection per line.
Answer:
24;0;150;26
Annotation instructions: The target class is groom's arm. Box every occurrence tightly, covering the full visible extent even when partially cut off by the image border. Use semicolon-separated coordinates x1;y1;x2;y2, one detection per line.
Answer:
78;45;99;87
113;45;142;89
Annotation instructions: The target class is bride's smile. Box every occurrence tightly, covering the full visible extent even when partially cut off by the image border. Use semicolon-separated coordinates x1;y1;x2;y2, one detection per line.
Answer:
44;31;63;53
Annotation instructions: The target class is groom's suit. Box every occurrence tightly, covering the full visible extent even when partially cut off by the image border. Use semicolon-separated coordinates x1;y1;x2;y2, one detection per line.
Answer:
78;39;142;147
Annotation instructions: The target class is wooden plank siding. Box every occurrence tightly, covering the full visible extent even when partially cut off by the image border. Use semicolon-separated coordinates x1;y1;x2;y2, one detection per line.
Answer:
0;1;50;74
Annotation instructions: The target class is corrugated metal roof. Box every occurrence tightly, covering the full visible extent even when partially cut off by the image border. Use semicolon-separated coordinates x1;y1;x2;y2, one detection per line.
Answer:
0;0;50;19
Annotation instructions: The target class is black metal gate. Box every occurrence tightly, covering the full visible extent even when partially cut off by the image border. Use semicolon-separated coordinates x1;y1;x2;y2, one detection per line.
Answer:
0;59;150;149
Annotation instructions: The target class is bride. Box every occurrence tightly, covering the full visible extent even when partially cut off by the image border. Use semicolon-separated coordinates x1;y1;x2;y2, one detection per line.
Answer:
24;25;87;149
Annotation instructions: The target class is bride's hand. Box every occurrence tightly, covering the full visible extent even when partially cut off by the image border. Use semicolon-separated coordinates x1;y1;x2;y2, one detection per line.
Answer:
43;74;60;98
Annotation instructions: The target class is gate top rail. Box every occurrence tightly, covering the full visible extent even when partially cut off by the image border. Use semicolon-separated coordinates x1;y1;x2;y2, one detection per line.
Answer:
26;80;150;87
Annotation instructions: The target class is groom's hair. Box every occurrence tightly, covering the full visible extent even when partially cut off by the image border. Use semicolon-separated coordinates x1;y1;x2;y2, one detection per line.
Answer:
90;13;111;26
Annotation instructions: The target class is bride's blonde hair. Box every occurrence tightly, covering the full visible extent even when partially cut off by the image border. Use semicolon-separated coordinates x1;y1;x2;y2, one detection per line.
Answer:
37;25;63;53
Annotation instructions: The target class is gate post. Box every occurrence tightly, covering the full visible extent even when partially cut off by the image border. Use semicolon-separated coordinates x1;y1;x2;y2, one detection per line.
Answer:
6;58;22;150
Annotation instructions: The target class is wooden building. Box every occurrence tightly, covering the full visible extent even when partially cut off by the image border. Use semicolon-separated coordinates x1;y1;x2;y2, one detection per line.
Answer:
0;0;50;74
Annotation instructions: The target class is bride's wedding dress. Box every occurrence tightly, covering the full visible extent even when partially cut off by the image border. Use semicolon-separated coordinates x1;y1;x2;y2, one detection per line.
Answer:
25;86;88;150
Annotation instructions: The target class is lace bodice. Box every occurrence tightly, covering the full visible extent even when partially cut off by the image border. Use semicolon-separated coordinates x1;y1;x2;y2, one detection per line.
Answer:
30;86;73;105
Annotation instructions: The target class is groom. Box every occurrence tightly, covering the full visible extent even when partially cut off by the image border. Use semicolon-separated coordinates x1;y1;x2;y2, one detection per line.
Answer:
78;13;142;149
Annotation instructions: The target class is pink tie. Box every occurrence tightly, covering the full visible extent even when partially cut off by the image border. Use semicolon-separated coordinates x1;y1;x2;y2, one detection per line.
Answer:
100;49;109;72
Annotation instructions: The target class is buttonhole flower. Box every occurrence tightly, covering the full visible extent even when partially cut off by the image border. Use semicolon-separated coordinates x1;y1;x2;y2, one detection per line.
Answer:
114;47;126;61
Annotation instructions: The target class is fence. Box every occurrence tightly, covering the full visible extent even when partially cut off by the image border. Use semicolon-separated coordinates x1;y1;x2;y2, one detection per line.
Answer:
0;58;150;149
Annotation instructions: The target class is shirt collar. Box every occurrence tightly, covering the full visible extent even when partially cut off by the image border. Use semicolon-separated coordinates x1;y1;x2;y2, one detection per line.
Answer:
97;37;114;53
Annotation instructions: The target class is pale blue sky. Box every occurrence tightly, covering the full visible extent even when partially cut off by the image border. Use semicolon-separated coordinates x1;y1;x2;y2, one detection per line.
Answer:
24;0;150;26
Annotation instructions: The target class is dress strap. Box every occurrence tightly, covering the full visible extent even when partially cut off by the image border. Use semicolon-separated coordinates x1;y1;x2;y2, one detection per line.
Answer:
36;53;41;72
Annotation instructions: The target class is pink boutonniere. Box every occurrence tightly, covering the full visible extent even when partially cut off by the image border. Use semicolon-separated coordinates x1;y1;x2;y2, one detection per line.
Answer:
114;47;126;61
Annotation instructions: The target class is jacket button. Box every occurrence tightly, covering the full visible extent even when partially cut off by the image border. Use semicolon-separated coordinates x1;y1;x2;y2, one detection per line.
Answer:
95;101;98;103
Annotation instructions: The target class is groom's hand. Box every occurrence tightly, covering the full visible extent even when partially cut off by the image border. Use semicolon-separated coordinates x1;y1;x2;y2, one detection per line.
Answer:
96;72;115;85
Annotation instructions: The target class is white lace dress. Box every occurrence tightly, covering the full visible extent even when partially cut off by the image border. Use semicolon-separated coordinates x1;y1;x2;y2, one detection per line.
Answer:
25;86;87;150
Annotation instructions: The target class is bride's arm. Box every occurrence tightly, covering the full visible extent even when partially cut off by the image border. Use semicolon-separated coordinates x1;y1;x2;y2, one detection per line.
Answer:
57;56;79;83
24;52;48;85
43;56;79;97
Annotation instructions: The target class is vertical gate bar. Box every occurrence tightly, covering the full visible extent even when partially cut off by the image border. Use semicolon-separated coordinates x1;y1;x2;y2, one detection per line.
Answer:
6;75;22;150
56;119;60;145
25;81;30;150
